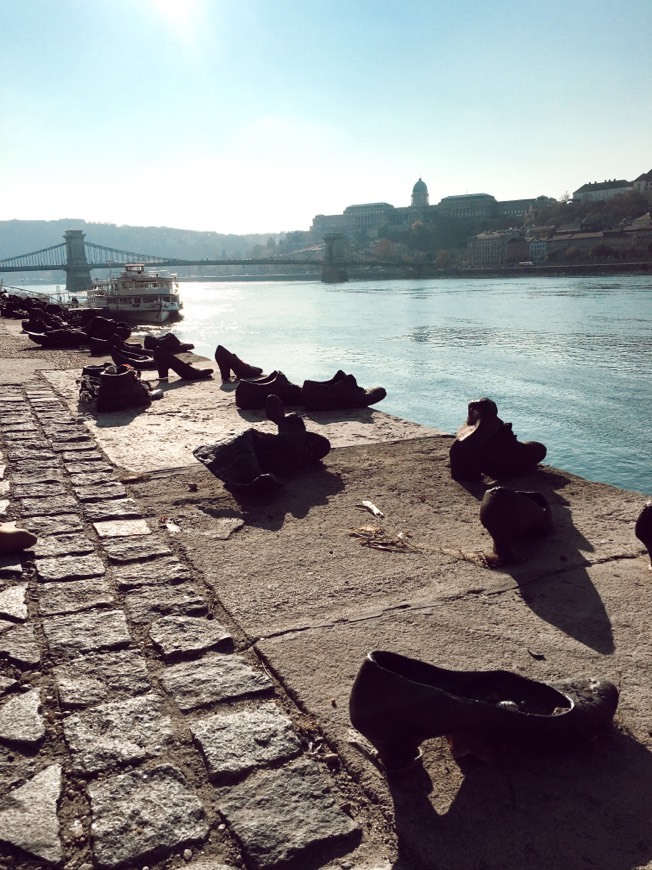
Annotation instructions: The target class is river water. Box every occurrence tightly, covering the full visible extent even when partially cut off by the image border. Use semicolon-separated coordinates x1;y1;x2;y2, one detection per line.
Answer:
37;274;652;495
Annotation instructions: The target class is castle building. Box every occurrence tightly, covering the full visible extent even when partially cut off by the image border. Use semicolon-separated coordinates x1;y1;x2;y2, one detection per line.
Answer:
311;178;536;240
572;179;633;202
411;177;429;207
632;170;652;203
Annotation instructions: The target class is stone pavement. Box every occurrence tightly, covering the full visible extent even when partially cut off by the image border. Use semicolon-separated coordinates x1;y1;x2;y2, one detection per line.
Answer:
0;381;373;869
2;318;650;870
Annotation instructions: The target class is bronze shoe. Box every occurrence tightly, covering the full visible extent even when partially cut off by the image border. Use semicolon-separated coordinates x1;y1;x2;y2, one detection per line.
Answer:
349;650;619;772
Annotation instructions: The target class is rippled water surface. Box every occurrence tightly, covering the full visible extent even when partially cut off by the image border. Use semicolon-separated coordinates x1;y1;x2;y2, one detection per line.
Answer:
164;274;652;495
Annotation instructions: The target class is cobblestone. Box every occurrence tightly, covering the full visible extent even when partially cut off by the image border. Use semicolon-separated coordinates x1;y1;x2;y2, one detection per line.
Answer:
63;693;175;772
42;608;131;657
19;494;80;515
0;764;63;864
53;649;151;709
83;498;143;521
190;701;302;783
0;688;45;745
38;577;115;615
69;470;118;486
149;615;232;659
36;553;106;582
11;469;65;484
0;381;367;870
124;581;208;624
217;757;360;868
0;620;41;666
93;517;151;538
51;439;95;453
113;556;193;589
162;652;274;711
0;582;28;621
0;676;17;696
88;764;209;868
24;512;85;536
13;480;68;499
64;460;114;475
74;481;129;501
33;532;96;558
61;448;104;462
102;534;172;563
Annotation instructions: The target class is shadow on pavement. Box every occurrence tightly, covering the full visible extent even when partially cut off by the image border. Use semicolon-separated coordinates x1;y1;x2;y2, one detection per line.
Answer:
231;464;345;530
455;467;615;654
388;729;652;870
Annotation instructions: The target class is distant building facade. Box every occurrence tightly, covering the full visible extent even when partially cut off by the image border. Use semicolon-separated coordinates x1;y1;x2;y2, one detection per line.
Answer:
311;178;536;240
310;171;651;252
572;179;633;202
467;230;527;267
632;170;652;203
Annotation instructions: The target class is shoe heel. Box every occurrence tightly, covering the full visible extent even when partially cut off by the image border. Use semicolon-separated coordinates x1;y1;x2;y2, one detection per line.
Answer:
157;365;169;379
372;738;422;773
214;345;232;381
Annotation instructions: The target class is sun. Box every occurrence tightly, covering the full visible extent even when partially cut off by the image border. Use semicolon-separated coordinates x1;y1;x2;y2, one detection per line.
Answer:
147;0;203;34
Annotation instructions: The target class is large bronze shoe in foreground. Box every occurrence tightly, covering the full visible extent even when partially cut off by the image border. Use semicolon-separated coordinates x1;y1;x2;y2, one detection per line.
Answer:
450;397;547;481
349;650;618;772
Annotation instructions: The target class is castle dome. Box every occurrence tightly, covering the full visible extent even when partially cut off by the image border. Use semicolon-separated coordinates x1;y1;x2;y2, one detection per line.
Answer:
411;177;429;207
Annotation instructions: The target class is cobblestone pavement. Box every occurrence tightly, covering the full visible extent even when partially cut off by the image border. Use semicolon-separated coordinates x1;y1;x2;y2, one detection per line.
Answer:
0;379;374;870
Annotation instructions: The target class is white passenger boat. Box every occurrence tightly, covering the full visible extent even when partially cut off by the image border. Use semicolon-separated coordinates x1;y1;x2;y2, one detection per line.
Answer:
87;264;183;324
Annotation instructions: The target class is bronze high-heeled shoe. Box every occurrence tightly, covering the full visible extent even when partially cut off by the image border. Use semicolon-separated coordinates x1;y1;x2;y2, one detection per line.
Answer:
154;346;213;381
349;650;618;772
214;344;263;382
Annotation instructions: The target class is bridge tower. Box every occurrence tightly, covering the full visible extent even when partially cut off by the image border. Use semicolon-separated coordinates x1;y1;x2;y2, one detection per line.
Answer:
64;230;93;295
321;233;348;283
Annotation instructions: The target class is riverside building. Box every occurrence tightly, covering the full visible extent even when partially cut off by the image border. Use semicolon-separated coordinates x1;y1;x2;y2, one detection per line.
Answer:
311;178;537;240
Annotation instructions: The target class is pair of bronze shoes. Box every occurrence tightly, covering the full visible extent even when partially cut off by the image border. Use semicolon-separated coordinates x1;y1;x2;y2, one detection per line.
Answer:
235;368;386;411
193;395;331;494
450;398;547;481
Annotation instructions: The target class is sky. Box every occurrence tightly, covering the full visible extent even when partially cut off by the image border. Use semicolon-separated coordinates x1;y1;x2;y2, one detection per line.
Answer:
2;0;651;235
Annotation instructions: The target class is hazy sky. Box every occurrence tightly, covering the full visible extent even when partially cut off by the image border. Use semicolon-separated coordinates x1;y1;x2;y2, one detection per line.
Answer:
2;0;651;235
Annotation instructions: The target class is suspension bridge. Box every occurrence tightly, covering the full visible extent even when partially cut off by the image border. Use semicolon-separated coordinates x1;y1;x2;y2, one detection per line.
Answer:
0;230;424;294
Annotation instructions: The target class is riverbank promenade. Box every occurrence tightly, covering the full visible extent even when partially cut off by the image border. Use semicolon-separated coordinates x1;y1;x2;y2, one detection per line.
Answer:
0;317;650;870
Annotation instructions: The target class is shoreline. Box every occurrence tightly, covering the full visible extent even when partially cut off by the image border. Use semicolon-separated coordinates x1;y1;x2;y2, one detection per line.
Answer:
9;258;652;287
0;318;650;869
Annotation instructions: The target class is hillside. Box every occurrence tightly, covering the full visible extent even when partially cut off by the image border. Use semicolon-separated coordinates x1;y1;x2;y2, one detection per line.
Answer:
0;219;282;261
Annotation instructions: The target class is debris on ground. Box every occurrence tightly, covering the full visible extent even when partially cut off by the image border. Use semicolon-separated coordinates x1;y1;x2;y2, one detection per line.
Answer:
356;500;385;518
349;525;420;552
